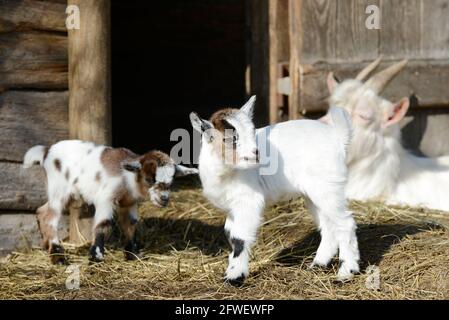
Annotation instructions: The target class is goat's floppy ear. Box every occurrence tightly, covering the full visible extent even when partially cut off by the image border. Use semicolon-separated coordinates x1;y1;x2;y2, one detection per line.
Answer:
384;97;410;127
327;72;340;94
240;95;256;118
175;164;199;177
190;112;214;142
122;160;142;172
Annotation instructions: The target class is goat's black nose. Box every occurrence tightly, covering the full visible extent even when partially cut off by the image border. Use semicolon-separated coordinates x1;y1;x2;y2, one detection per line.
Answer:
161;195;169;201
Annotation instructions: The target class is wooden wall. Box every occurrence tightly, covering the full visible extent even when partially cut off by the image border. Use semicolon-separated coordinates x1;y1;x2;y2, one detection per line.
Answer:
0;0;69;254
249;0;449;155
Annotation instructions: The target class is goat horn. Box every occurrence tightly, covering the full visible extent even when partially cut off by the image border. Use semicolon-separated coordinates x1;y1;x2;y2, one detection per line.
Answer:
364;59;408;94
356;56;383;81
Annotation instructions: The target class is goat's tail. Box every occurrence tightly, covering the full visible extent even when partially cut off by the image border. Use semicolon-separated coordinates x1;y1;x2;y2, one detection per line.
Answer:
23;145;48;168
328;106;353;149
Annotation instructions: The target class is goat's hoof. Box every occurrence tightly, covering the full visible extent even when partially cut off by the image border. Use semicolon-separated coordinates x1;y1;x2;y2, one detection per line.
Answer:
308;261;329;270
225;274;246;287
336;264;359;282
124;251;139;261
88;246;105;263
49;244;66;265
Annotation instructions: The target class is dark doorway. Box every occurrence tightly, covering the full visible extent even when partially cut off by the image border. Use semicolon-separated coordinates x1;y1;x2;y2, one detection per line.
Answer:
111;0;247;157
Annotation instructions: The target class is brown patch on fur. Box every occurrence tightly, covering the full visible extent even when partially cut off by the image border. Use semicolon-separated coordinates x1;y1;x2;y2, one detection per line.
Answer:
65;169;70;181
208;108;239;164
36;203;57;250
101;147;138;176
95;171;102;182
209;108;237;133
113;181;138;207
95;219;112;236
117;208;137;242
54;158;61;171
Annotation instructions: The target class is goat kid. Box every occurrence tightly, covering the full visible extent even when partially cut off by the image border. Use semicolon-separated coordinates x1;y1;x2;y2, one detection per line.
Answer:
325;57;449;212
190;96;360;285
23;140;198;264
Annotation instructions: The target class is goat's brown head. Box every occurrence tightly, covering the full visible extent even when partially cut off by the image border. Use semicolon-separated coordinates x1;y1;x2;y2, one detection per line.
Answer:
122;150;198;207
189;96;260;169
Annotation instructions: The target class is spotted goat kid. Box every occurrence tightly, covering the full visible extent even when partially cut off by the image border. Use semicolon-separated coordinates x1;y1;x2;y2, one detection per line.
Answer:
23;140;198;264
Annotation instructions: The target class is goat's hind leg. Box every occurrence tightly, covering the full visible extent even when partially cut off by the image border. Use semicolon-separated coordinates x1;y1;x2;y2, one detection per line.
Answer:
308;190;359;281
36;202;66;264
306;199;339;269
117;205;139;261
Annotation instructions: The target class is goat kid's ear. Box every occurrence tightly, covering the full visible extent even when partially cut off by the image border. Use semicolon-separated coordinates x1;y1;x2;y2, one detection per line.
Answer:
122;160;142;173
175;164;199;177
240;95;256;118
384;97;410;127
327;72;340;94
189;112;214;142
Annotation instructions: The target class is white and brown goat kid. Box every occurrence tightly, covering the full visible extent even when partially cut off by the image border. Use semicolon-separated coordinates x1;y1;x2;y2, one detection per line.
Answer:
23;140;197;264
325;57;449;212
190;96;360;285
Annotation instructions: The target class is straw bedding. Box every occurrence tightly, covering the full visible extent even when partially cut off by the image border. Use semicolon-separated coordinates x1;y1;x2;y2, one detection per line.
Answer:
1;178;448;300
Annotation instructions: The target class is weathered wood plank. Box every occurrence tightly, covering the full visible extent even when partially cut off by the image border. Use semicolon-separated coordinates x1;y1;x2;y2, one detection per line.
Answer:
296;59;449;113
421;0;449;59
247;0;270;126
335;0;379;61
0;163;47;211
0;0;67;33
298;0;337;63
269;0;289;123
68;0;111;244
379;0;422;59
0;90;68;162
0;32;68;89
0;212;69;256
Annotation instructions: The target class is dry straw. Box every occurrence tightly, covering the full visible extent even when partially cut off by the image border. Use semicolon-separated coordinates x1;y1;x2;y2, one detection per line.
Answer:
1;178;448;300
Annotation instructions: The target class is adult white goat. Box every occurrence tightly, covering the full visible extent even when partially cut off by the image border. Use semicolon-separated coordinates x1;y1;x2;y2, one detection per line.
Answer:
190;96;360;285
325;57;449;212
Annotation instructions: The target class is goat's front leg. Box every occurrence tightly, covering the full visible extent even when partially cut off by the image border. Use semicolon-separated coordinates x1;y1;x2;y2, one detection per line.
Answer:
225;202;263;286
117;205;139;261
89;202;114;262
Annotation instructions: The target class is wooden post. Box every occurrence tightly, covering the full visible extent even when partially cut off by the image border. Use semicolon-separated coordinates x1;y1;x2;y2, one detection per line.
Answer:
67;0;111;244
288;0;301;120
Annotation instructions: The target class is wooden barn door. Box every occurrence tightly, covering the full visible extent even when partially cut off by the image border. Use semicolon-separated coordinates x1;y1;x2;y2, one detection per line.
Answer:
249;0;449;155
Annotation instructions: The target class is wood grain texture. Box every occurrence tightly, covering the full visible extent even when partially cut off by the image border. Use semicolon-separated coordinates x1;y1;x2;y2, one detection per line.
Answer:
421;0;449;59
297;59;449;113
247;0;270;126
379;0;422;59
298;0;337;63
0;163;47;210
0;32;68;89
0;212;69;256
0;0;67;33
0;90;68;162
68;0;111;244
336;0;379;61
68;0;111;144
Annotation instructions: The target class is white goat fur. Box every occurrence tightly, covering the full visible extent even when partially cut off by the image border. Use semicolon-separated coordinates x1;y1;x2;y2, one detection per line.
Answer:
327;62;449;212
190;97;360;283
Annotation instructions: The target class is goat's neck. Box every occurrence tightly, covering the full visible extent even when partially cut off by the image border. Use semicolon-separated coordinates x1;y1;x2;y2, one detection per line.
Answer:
346;129;402;200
